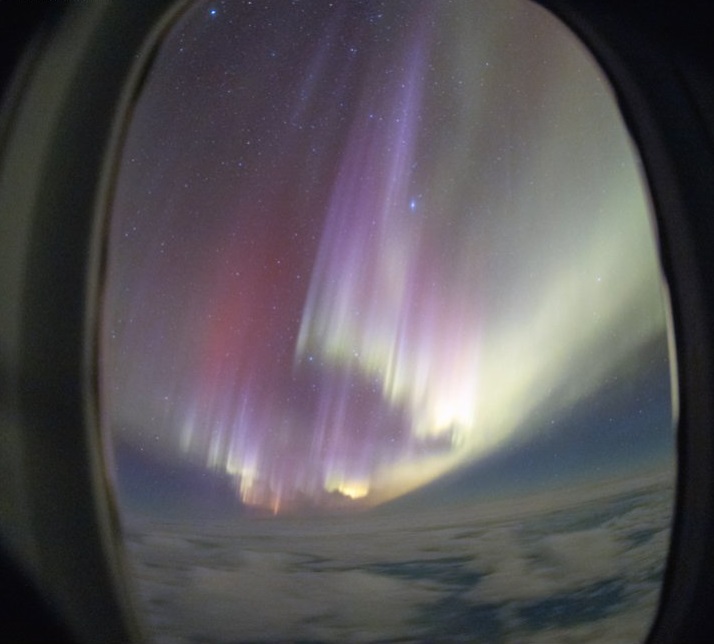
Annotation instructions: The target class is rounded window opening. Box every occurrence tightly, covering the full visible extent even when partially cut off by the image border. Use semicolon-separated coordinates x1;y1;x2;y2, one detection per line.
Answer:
100;1;677;641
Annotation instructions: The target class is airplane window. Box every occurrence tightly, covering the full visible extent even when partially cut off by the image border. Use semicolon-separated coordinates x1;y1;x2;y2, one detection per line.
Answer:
100;0;676;641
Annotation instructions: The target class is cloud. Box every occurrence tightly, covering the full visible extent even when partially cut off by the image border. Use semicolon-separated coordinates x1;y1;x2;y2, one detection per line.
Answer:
122;473;672;642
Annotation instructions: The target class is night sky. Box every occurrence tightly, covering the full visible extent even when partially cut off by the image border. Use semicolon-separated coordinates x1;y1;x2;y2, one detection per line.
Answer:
101;0;673;516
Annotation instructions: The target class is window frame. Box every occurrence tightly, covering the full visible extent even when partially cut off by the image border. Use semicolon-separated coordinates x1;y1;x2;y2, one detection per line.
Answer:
1;0;713;641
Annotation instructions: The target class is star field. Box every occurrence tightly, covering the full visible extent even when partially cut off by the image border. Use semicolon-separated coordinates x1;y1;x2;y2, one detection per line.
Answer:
102;0;673;514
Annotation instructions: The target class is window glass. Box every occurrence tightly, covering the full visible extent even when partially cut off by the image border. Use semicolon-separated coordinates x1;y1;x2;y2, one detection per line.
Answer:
101;1;676;641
